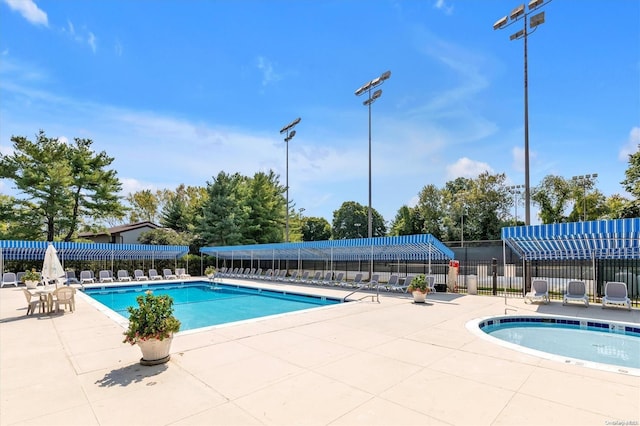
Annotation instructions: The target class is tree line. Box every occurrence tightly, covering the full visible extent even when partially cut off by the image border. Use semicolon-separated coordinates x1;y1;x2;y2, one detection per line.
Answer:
1;131;638;249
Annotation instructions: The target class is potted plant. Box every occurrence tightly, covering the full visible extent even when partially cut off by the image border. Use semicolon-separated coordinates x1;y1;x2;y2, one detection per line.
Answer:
123;290;181;365
22;268;41;289
407;274;430;303
204;266;216;279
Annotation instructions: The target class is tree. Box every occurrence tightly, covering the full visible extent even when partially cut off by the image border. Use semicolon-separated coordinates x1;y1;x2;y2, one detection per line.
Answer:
127;189;161;223
531;175;573;224
332;201;386;239
0;130;125;241
243;170;285;244
389;205;420;236
620;144;640;217
302;217;332;241
414;184;446;239
138;228;192;246
198;172;245;246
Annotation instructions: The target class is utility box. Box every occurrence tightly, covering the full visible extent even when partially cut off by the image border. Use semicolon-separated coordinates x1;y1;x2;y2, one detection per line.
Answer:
468;275;478;295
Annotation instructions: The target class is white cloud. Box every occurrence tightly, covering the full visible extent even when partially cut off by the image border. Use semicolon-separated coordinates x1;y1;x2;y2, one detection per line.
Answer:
3;0;48;26
618;126;640;161
88;32;96;53
256;56;281;87
433;0;454;15
446;157;493;179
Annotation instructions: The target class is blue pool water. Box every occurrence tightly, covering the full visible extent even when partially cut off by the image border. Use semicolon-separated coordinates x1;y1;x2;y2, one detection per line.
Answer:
83;281;342;331
477;316;640;372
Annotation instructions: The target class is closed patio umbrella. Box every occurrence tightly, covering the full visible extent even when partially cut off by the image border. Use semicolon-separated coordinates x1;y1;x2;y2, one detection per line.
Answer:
42;243;66;287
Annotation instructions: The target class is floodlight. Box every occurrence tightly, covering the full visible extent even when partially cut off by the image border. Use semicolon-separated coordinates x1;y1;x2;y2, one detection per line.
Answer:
493;16;508;30
380;70;391;81
372;89;382;100
510;4;525;20
510;29;524;40
279;117;301;134
530;11;545;29
528;0;543;10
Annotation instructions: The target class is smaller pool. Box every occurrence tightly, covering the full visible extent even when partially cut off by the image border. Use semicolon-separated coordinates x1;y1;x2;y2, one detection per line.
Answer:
83;281;343;332
467;315;640;376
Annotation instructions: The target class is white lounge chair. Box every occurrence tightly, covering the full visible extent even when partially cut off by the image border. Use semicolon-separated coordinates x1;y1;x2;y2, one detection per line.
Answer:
99;270;114;283
117;270;132;282
563;280;589;307
163;269;177;280
134;269;148;281
288;270;299;282
80;270;95;284
321;272;333;286
426;275;437;293
524;279;550;304
308;271;322;284
381;274;399;291
347;273;364;289
331;272;345;287
261;269;272;280
65;271;80;285
602;281;631;311
148;269;162;280
367;274;380;290
1;272;18;288
297;271;310;283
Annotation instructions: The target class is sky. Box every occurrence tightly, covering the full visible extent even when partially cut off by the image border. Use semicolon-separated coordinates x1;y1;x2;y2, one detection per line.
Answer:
1;0;639;227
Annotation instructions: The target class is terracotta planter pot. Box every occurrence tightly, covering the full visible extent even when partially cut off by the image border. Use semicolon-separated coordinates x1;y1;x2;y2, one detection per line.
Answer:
137;336;173;365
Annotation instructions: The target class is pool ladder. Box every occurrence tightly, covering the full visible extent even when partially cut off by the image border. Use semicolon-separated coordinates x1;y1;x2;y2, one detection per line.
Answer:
342;284;379;303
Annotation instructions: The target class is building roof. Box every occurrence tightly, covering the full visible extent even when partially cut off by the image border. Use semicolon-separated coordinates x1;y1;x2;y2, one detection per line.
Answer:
501;218;640;260
200;234;455;262
78;221;159;238
0;240;188;261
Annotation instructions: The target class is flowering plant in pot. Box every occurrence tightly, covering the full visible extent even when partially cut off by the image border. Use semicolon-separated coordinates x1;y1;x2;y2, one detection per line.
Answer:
22;268;41;289
123;290;181;365
407;274;430;303
204;266;216;278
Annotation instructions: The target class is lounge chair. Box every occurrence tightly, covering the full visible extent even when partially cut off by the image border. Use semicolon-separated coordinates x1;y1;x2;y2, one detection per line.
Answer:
381;274;399;291
367;274;380;290
99;270;114;283
117;270;132;282
65;271;80;285
347;273;364;289
261;269;272;280
163;269;177;280
148;269;162;280
602;281;631;311
308;271;322;284
276;270;287;281
53;286;76;313
524;279;550;304
1;272;18;288
563;280;589;307
22;289;43;315
176;268;191;279
80;270;95;284
252;268;263;279
134;269;148;281
320;272;333;286
297;271;310;283
426;275;437;293
331;272;345;287
288;270;299;282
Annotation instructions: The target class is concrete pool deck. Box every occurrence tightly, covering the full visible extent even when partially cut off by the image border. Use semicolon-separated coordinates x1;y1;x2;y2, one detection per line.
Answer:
1;279;638;425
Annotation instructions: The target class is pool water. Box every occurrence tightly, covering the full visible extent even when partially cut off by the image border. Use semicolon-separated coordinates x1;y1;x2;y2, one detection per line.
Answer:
84;282;341;331
475;316;640;373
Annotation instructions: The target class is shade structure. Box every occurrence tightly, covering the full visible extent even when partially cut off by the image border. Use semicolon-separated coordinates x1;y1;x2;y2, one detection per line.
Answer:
501;218;640;260
41;243;66;285
200;234;454;262
0;240;189;261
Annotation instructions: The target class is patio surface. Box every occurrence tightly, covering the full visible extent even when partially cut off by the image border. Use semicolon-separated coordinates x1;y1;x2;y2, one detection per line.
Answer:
1;279;639;425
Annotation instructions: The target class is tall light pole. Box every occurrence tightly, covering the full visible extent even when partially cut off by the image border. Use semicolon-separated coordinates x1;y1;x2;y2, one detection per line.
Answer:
355;70;391;241
507;184;524;225
571;173;598;221
279;117;301;242
494;0;550;225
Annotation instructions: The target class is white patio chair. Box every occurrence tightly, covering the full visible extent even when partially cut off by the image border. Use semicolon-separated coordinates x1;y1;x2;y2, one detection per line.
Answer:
602;281;631;311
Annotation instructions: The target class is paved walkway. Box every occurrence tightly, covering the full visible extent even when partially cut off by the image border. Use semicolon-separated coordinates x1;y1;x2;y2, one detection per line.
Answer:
1;280;638;425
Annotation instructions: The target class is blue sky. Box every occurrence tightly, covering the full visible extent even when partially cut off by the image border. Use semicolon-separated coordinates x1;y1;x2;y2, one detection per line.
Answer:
1;0;638;227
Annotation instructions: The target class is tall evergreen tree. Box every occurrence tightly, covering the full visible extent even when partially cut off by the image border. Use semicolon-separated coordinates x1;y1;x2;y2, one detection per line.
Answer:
198;172;245;246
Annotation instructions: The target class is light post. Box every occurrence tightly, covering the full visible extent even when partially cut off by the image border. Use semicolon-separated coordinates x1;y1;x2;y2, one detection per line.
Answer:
494;0;550;225
507;184;524;225
571;174;598;221
355;70;391;240
279;117;301;242
354;222;362;238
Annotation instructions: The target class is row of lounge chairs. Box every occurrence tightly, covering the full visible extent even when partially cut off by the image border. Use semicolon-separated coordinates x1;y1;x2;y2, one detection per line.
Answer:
65;268;191;284
211;268;431;292
524;279;632;310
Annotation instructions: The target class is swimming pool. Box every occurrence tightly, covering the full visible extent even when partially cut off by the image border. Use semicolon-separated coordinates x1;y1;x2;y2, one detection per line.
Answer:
467;315;640;376
83;281;342;331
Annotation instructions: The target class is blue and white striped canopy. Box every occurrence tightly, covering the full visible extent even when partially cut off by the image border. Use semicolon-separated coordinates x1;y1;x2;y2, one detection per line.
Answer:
502;218;640;260
200;234;454;261
0;240;189;261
